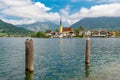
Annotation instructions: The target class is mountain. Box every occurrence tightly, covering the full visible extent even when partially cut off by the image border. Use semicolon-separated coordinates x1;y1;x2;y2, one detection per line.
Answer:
0;19;31;35
17;22;59;32
71;17;120;30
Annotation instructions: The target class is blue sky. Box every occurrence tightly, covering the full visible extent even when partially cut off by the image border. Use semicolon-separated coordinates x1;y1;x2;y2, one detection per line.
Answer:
0;0;120;26
33;0;97;13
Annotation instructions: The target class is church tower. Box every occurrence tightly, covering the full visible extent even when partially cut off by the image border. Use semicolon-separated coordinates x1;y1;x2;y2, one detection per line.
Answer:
59;18;63;33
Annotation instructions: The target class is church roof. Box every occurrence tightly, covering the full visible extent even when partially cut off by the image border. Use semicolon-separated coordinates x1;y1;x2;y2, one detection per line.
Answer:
63;27;74;32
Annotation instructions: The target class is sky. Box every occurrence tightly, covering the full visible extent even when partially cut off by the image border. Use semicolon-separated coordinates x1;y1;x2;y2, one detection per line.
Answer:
0;0;120;26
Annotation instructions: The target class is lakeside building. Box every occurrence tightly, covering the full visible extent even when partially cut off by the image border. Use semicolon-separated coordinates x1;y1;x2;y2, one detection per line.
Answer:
62;27;75;37
91;30;116;37
79;30;91;37
58;18;75;38
46;30;55;38
78;30;116;38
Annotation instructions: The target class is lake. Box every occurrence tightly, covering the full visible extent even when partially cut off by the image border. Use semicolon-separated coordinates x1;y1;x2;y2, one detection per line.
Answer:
0;38;120;80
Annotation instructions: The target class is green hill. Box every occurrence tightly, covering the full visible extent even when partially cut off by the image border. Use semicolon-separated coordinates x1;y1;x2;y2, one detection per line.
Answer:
0;19;32;36
71;17;120;30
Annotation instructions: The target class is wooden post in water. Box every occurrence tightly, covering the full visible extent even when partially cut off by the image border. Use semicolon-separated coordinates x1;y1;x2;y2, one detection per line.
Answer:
29;39;34;72
25;39;30;72
25;39;34;72
85;37;90;64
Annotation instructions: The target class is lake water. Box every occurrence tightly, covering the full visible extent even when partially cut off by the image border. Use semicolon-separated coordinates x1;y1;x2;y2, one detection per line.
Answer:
0;38;120;80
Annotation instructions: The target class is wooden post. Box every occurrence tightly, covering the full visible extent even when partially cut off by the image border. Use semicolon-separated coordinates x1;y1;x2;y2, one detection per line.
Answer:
85;37;90;64
25;39;30;71
25;39;34;72
29;39;34;72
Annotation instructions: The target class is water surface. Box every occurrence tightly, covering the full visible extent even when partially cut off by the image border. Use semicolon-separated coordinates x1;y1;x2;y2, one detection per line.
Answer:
0;38;120;80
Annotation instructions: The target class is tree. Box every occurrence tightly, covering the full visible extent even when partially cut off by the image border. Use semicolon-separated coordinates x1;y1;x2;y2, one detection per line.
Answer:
74;26;84;37
55;29;59;32
115;31;120;37
79;26;84;31
37;31;46;38
31;32;37;37
31;31;47;38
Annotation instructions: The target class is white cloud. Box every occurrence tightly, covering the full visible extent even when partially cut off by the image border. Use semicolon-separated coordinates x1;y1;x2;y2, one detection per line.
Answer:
60;3;120;26
99;0;120;3
0;0;32;7
0;0;60;25
60;5;70;16
0;0;120;26
0;3;5;9
71;0;120;3
35;2;51;11
1;18;36;25
80;3;120;17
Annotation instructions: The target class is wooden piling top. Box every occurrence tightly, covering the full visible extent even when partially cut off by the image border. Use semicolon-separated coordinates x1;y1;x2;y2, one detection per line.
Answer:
86;37;90;40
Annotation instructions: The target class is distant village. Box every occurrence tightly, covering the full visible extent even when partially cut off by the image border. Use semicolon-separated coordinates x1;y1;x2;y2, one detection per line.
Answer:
0;18;118;38
45;19;116;38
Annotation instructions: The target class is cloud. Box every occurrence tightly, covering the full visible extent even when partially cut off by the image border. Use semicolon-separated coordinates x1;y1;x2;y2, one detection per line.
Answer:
35;2;51;11
81;3;120;17
1;18;36;25
0;0;120;26
0;0;60;25
71;0;120;3
94;0;120;3
60;3;120;26
60;5;70;16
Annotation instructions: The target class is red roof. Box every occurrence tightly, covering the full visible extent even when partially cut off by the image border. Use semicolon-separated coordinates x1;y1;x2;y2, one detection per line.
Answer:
63;27;74;32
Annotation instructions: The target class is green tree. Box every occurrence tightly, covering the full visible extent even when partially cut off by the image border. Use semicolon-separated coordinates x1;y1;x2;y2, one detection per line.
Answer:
31;31;47;38
55;29;59;32
74;26;84;37
74;26;84;33
115;31;120;37
31;32;37;37
79;26;84;31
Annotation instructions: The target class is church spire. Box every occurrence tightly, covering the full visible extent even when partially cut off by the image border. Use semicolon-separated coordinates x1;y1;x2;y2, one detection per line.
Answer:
60;17;62;26
59;17;63;33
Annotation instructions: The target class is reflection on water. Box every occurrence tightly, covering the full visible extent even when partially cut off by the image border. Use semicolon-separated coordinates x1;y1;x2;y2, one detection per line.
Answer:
25;71;33;80
85;64;90;78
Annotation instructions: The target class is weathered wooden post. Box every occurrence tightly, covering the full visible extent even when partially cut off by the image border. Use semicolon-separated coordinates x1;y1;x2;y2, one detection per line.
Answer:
25;39;34;72
29;39;34;72
25;39;30;72
85;37;90;78
85;37;90;64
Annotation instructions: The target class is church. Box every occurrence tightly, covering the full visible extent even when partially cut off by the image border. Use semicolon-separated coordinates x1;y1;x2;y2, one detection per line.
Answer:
59;18;75;38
